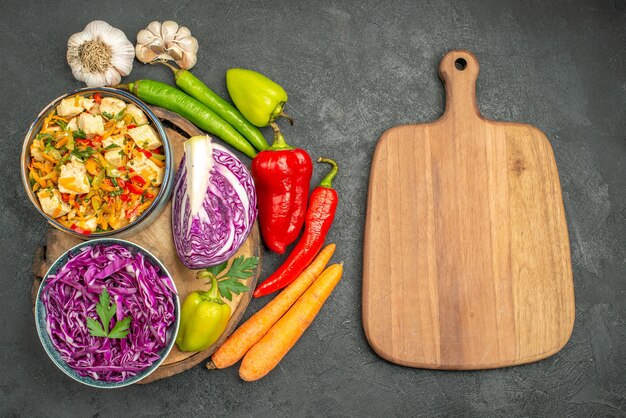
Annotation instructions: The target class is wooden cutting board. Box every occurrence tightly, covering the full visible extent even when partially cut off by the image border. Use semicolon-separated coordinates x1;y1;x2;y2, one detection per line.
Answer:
362;50;574;370
31;106;261;383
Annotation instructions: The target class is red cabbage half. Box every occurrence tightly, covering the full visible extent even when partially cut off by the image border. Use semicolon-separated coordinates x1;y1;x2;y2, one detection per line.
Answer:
41;243;177;382
172;135;257;269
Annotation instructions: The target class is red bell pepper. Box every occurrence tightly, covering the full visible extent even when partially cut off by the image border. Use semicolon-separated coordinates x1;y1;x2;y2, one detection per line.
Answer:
127;183;144;195
138;148;152;158
75;138;92;147
251;124;312;254
131;174;146;187
70;224;92;236
254;158;338;297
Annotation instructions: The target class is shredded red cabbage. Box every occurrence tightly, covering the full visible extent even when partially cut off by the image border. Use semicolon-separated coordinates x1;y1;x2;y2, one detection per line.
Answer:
42;244;176;382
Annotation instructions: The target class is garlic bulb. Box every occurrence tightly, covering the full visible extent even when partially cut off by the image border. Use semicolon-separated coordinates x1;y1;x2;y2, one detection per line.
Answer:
136;21;199;69
67;21;135;87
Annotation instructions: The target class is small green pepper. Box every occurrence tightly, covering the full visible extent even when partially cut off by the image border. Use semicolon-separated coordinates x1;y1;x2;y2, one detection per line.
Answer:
176;276;231;352
226;68;293;127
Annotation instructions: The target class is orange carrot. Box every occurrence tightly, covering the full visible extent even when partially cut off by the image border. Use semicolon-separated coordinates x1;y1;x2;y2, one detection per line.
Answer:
211;244;336;369
239;263;343;381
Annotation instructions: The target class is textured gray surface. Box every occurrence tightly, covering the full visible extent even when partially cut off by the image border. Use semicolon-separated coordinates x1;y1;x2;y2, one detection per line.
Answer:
1;0;625;416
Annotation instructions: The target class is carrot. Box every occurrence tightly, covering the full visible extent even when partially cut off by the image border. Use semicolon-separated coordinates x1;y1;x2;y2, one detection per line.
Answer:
239;263;343;382
211;244;336;369
55;135;68;149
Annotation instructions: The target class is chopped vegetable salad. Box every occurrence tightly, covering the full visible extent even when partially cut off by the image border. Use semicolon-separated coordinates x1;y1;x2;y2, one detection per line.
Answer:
28;93;166;234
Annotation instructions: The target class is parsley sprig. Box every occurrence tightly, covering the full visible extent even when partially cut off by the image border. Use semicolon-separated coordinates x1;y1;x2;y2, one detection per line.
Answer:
197;256;259;301
86;288;132;339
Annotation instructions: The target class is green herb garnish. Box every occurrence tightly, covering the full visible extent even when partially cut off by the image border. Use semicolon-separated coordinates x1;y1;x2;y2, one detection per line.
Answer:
104;143;120;150
73;128;87;139
102;110;125;121
86;288;131;339
71;146;95;160
196;256;259;301
55;119;68;130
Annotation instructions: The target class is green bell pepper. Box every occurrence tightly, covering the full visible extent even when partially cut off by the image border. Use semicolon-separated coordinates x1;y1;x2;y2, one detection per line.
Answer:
176;276;231;352
226;68;293;127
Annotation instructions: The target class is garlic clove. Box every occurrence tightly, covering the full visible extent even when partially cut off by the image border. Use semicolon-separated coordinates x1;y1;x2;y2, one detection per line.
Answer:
175;26;192;40
177;52;197;70
83;71;108;88
135;44;160;63
83;20;111;38
137;28;159;45
67;30;91;48
104;67;122;86
165;44;184;61
146;21;162;37
174;36;199;54
111;49;134;76
160;21;179;42
149;42;167;55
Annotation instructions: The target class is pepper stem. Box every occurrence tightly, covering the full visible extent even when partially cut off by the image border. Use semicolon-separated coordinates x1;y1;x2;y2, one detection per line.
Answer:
318;158;338;188
269;123;294;151
269;102;294;126
206;276;222;301
279;111;294;126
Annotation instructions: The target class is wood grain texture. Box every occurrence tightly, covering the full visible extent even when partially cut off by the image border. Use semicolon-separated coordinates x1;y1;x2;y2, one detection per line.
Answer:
362;51;574;370
31;106;261;383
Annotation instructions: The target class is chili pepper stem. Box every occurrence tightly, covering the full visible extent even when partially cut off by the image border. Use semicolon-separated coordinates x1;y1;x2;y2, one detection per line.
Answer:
116;83;129;90
317;158;338;188
269;123;294;151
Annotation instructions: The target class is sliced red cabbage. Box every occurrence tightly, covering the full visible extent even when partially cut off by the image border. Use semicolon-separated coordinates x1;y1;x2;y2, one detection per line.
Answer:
42;244;176;383
172;135;257;269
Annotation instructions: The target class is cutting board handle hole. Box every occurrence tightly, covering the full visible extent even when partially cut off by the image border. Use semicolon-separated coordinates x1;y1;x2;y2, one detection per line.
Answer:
454;58;467;71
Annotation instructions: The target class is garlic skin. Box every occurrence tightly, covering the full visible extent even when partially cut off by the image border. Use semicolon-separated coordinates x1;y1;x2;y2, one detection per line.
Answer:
136;21;199;70
67;21;135;87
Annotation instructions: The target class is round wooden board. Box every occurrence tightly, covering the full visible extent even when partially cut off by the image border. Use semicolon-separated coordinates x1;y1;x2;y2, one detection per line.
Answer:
31;106;261;384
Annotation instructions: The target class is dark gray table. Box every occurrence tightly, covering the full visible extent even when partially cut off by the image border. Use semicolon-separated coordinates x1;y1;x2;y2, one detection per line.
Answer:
2;1;624;416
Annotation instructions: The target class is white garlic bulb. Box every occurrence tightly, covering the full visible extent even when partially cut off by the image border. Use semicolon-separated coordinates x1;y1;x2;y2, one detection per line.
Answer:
67;21;135;87
135;21;199;70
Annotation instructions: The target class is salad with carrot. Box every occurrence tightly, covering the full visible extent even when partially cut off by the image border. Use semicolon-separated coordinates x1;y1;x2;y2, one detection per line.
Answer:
28;92;166;234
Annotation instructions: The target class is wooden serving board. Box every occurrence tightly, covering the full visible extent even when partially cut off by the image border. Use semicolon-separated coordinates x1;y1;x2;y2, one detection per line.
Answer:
363;50;574;370
31;107;261;383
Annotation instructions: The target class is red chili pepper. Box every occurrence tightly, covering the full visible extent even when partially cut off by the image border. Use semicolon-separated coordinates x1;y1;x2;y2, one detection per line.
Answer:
138;148;152;158
117;178;126;188
61;193;70;202
254;158;338;298
144;192;155;199
92;135;102;143
251;124;312;254
127;124;137;129
93;93;102;104
120;192;131;201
